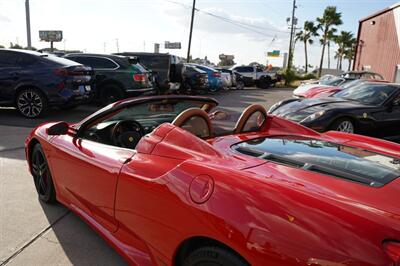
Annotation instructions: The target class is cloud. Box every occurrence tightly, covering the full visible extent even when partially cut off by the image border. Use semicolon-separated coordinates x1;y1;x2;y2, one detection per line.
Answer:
0;14;11;23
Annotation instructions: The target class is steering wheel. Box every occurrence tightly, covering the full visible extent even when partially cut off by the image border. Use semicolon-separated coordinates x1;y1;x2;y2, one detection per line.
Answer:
111;120;144;149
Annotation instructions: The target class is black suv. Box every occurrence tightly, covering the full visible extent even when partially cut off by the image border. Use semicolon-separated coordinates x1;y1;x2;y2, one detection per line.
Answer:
0;49;93;118
64;53;154;104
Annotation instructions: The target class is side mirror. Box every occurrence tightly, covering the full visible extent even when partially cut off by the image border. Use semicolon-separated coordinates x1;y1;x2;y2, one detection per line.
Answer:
47;122;69;136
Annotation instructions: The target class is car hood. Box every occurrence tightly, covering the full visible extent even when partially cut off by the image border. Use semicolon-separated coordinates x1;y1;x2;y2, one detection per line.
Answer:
293;84;331;95
271;97;369;122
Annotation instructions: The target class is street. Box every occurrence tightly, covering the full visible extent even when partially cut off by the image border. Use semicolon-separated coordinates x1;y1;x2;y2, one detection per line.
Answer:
0;87;292;265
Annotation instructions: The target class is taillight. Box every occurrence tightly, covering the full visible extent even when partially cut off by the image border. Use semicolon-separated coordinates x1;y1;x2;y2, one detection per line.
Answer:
54;68;89;76
383;241;400;265
53;68;68;76
133;74;146;82
213;72;221;78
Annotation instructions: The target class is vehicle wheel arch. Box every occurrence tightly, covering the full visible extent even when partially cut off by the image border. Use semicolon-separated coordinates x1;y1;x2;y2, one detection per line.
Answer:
328;115;358;132
14;84;48;103
173;236;249;266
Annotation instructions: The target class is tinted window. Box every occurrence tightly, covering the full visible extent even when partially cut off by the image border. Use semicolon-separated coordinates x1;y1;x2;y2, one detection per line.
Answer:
235;67;253;73
71;56;118;69
335;84;398;105
234;136;400;187
0;51;19;67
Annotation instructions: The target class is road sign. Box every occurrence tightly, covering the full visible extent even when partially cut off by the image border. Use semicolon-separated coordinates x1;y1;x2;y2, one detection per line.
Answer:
39;31;63;42
165;41;181;49
267;50;280;57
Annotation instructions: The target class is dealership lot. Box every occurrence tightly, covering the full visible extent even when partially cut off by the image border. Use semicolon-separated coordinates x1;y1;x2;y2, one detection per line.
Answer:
0;87;291;265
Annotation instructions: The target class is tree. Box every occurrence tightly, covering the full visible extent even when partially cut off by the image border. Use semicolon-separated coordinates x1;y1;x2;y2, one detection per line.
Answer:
316;6;343;76
295;21;319;73
9;43;23;49
0;44;4;48
326;28;337;69
343;37;357;71
334;31;354;70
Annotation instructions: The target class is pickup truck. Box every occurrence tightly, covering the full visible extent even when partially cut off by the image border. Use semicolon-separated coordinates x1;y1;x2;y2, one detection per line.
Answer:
231;65;280;88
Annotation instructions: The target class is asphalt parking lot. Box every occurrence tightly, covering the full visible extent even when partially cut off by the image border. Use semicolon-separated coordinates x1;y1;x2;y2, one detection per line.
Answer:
0;87;292;265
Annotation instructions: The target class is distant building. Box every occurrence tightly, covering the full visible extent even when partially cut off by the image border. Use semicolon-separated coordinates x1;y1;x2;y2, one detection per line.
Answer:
353;2;400;82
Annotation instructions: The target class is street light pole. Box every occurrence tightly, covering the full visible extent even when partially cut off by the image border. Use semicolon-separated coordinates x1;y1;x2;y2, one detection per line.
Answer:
287;0;296;70
25;0;32;49
186;0;196;63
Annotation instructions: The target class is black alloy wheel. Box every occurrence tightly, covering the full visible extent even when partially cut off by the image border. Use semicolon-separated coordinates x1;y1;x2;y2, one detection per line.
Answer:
16;89;48;118
31;144;56;203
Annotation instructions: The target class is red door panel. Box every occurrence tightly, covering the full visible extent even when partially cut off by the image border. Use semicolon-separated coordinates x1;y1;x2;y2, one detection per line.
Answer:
49;135;135;232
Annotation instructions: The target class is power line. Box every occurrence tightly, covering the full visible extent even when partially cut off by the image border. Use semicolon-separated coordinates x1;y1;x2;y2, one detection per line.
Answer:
165;0;288;38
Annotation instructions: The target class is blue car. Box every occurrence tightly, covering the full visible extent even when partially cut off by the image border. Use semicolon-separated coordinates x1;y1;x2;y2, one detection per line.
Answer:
189;64;222;92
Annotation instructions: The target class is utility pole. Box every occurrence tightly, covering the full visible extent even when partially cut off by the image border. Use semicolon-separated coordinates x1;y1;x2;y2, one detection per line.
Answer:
25;0;32;49
186;0;196;63
287;0;297;70
116;38;119;53
103;42;106;53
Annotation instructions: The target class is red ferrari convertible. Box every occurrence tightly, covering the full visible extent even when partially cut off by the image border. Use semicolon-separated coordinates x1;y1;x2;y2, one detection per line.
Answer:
25;95;400;266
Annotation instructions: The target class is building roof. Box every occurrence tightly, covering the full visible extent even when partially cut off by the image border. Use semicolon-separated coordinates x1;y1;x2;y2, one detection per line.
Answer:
360;2;400;22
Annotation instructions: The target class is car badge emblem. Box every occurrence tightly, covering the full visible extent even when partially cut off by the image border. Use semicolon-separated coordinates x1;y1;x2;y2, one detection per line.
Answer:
129;137;134;142
363;113;368;118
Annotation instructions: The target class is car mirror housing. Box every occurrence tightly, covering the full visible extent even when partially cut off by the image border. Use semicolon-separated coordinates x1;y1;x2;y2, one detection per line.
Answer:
47;122;69;136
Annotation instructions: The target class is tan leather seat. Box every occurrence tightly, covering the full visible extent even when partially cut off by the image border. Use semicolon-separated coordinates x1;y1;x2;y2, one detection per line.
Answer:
233;104;267;134
172;108;213;138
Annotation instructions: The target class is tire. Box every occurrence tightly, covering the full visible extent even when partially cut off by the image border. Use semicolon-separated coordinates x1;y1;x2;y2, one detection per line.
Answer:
31;144;57;203
258;76;271;89
329;118;355;133
236;81;245;90
99;84;125;105
16;88;48;118
183;246;248;266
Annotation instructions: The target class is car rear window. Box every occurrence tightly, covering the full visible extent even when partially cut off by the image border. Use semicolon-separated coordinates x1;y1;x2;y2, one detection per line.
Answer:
233;136;400;187
43;54;80;66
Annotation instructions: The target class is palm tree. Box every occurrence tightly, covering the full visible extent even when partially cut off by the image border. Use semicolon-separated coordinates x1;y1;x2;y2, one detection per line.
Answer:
295;21;319;73
334;31;354;70
343;37;357;71
326;28;337;69
317;6;343;76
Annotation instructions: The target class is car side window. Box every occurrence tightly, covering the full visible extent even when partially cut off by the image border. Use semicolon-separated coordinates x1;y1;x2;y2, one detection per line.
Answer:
15;54;37;67
392;93;400;106
72;56;118;69
0;51;19;67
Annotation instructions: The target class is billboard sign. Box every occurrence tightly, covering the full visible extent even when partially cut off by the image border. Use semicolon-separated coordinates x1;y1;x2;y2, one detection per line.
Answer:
39;31;63;42
219;54;234;60
267;50;280;57
165;41;181;49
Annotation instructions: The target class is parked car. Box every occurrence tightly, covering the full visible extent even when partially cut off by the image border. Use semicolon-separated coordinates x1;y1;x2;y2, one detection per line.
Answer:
115;52;182;94
216;68;234;89
341;70;385;80
64;53;154;104
189;64;222;92
180;64;209;93
26;95;400;266
231;65;279;88
293;76;353;98
270;82;400;139
0;49;93;118
302;79;389;98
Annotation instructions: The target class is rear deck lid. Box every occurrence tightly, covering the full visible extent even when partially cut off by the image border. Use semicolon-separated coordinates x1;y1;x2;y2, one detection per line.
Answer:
233;136;400;187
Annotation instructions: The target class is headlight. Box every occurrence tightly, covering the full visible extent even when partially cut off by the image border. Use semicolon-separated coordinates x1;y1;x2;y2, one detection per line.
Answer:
301;110;326;123
268;101;283;113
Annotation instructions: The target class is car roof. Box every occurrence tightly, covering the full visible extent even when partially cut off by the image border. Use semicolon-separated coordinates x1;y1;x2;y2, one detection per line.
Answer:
65;53;126;60
0;48;44;56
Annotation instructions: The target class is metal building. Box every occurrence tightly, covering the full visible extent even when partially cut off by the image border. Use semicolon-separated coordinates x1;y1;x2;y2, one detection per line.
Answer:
353;2;400;82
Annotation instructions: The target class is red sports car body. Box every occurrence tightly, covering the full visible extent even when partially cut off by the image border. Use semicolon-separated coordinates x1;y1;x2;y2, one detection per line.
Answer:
25;95;400;266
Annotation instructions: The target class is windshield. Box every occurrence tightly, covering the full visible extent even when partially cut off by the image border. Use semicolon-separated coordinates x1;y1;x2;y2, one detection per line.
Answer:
340;79;364;89
233;136;400;187
334;83;397;105
322;77;345;86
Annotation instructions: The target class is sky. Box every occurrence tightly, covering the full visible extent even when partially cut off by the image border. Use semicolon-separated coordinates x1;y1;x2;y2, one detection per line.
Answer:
0;0;398;70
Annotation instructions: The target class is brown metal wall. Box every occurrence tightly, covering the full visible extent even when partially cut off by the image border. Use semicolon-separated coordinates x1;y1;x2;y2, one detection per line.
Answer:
354;9;400;81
